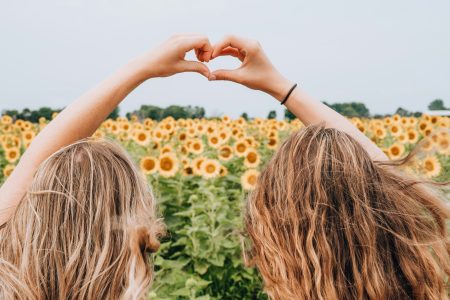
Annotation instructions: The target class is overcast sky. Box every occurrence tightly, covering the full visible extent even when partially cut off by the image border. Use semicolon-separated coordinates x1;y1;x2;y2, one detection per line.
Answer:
1;0;449;118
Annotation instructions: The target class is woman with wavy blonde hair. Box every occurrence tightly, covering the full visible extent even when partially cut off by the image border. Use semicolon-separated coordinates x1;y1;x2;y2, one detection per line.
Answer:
0;34;214;299
209;35;450;299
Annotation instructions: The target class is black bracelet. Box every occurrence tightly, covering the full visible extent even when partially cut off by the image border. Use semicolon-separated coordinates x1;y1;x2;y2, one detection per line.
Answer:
280;83;298;105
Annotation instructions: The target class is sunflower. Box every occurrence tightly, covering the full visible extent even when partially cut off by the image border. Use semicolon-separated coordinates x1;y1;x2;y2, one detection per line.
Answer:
1;115;13;125
133;130;151;146
192;156;206;176
189;138;204;155
118;132;130;142
267;136;279;150
406;129;419;144
218;130;231;143
388;143;405;160
373;126;387;139
161;145;174;154
219;165;228;177
422;156;441;178
183;165;194;176
111;123;120;135
222;115;231;123
5;148;20;163
152;129;165;142
3;164;15;177
208;135;222;149
158;153;179;177
178;132;187;142
437;135;450;155
420;138;434;152
234;139;249;157
120;122;131;132
22;130;35;143
241;169;260;191
140;156;158;174
92;130;105;139
244;149;260;168
418;121;429;133
397;134;407;144
201;159;221;179
389;124;402;137
218;145;233;161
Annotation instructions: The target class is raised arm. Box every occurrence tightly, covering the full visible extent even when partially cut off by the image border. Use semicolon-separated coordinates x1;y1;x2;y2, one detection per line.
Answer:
0;34;213;225
209;35;388;161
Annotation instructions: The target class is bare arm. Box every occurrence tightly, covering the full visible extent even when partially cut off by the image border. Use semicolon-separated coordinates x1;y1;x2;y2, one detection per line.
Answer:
0;34;213;225
209;35;388;161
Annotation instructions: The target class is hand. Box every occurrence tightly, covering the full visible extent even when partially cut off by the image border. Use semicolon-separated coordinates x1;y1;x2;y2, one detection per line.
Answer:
209;35;293;101
132;34;213;79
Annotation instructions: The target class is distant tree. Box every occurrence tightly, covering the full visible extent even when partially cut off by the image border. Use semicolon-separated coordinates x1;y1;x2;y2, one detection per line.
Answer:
267;110;277;119
323;102;370;117
284;109;296;120
241;112;249;120
395;107;411;117
428;99;447;110
2;107;61;122
186;106;206;119
162;105;189;119
108;106;120;120
394;107;422;117
127;104;207;120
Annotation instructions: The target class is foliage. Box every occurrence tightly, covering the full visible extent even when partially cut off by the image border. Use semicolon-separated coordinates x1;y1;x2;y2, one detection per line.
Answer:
2;107;61;123
267;110;276;119
127;105;206;121
284;109;295;120
428;99;447;111
323;101;370;117
1;113;449;299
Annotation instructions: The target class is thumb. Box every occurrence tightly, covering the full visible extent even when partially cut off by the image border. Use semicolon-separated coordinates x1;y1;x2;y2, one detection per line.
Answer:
179;60;210;78
209;69;241;83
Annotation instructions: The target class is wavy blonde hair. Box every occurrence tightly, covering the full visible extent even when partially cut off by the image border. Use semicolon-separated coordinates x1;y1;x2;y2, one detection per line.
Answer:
0;139;165;299
245;125;450;300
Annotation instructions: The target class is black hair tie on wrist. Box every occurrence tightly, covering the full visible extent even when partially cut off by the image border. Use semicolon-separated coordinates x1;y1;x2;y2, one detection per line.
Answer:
280;83;298;105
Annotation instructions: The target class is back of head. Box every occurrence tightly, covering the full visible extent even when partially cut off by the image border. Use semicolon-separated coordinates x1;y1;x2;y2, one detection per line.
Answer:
0;139;165;300
245;125;450;300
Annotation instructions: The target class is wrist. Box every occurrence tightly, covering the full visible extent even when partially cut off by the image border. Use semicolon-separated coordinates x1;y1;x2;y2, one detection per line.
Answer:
125;53;160;81
264;73;294;102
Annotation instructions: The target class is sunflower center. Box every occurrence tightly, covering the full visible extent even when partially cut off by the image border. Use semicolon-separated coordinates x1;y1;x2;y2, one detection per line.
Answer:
206;165;216;173
143;159;155;170
248;175;257;185
237;144;246;152
160;158;173;171
391;147;399;155
247;152;257;163
424;161;434;171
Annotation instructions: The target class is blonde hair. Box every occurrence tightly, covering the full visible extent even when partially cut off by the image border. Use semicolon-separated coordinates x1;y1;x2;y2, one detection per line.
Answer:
245;125;450;300
0;139;165;299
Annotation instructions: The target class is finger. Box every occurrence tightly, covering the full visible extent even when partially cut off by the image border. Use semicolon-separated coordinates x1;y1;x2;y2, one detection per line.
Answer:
179;60;211;78
209;69;241;82
211;35;248;58
180;36;213;62
215;47;245;62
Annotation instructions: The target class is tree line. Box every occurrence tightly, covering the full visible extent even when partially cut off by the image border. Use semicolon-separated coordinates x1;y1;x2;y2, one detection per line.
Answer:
1;99;447;122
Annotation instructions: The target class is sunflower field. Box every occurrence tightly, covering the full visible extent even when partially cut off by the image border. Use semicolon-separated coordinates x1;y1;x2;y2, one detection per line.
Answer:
0;113;449;299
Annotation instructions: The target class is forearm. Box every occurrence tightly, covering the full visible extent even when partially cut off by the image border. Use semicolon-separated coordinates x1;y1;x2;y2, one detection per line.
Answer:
270;78;388;161
0;60;147;224
25;59;146;163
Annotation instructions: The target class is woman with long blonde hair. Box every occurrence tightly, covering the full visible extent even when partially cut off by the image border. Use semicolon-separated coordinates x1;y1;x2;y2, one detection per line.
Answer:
208;36;450;299
0;34;214;299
